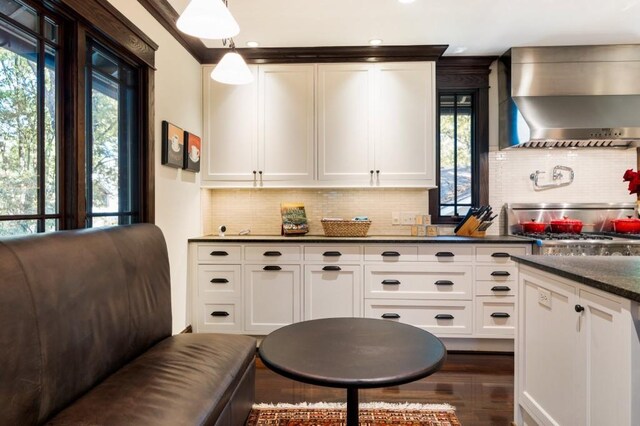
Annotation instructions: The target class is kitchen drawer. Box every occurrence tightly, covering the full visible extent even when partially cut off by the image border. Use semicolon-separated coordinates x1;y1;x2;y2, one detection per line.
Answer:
304;245;362;263
475;246;528;264
476;281;517;297
476;265;517;282
196;244;242;263
198;302;242;332
475;297;515;336
245;245;301;262
197;265;241;299
418;245;474;263
365;265;472;300
365;299;472;335
364;245;418;262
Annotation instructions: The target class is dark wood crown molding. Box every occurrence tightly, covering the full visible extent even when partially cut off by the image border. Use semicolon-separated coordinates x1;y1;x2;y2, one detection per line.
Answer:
137;0;208;62
202;45;449;64
436;56;498;89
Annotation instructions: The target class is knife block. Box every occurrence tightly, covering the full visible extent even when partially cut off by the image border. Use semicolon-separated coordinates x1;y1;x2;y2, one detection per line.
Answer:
455;216;486;237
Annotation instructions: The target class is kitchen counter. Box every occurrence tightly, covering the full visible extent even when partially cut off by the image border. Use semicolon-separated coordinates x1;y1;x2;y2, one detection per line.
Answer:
189;235;534;244
512;255;640;302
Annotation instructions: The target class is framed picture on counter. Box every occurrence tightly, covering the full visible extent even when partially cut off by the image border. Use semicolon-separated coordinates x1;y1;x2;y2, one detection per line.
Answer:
183;131;201;172
161;121;184;168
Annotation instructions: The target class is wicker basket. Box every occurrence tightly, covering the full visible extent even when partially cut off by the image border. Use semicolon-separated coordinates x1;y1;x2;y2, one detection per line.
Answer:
321;220;371;237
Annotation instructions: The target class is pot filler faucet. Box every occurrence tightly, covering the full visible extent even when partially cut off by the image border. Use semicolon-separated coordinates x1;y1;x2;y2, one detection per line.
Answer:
530;165;574;191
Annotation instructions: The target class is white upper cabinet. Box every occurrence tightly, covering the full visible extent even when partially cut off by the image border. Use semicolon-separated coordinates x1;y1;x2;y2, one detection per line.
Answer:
202;65;258;181
202;64;314;184
203;61;435;187
317;64;374;183
317;62;435;186
374;62;435;182
258;65;315;182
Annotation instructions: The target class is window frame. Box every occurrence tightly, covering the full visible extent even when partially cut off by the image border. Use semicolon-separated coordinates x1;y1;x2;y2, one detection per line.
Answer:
0;0;156;235
430;57;493;225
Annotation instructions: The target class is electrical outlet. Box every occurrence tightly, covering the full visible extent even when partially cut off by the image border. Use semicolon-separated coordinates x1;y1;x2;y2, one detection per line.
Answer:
391;212;400;225
400;211;417;225
538;288;552;308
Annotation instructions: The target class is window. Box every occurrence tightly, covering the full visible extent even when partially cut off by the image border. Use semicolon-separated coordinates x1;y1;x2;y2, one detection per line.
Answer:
86;43;140;227
0;0;60;236
0;0;155;237
430;58;491;224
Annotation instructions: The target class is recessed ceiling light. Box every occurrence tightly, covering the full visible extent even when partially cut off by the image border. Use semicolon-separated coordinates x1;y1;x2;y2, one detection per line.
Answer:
452;46;468;54
369;39;383;46
246;41;259;48
398;0;416;3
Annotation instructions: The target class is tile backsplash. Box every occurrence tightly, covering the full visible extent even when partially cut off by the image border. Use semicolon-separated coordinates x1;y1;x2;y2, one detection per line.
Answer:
202;188;429;236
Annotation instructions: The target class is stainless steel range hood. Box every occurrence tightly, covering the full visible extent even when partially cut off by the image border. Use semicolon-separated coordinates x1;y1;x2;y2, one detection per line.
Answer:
498;45;640;149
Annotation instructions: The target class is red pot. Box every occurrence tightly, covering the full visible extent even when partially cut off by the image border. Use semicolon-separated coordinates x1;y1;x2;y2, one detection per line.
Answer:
611;217;640;234
550;216;583;233
521;219;548;233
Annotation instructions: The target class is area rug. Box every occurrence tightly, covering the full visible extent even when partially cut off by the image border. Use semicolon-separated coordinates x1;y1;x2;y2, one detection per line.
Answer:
246;402;461;425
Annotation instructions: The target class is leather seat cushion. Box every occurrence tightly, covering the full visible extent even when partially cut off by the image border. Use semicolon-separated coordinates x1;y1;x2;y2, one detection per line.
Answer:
46;334;256;426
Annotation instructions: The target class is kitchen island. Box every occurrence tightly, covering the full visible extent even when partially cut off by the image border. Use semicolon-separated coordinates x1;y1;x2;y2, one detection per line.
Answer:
512;255;640;426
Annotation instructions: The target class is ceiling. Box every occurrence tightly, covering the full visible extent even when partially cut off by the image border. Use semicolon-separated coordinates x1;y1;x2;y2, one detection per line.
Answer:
165;0;640;55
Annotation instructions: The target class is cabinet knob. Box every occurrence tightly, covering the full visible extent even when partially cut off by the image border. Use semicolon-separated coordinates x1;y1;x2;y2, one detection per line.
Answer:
435;314;454;320
370;170;374;175
376;170;380;174
263;265;282;271
435;251;455;258
575;304;585;313
491;252;510;258
381;313;400;319
491;271;511;277
322;265;342;271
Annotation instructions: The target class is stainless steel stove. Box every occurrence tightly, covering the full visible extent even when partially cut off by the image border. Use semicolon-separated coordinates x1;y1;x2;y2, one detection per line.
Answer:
505;203;640;256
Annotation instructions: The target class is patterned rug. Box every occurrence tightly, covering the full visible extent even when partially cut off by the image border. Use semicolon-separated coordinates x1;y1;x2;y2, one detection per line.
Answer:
246;402;461;425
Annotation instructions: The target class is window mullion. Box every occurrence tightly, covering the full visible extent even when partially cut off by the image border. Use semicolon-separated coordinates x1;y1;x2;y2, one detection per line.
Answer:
36;18;46;232
453;94;458;217
85;41;93;228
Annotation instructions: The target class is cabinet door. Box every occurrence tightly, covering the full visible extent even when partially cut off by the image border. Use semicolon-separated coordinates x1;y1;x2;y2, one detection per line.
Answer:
304;265;362;320
258;65;315;181
578;288;629;426
519;271;579;426
317;64;374;182
373;62;435;183
244;264;301;333
202;65;258;181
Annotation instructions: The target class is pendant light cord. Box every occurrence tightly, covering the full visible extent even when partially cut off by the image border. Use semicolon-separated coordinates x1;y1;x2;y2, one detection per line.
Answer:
221;0;235;51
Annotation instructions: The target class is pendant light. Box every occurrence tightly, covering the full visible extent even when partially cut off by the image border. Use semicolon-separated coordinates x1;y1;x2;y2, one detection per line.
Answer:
211;39;253;85
177;0;239;40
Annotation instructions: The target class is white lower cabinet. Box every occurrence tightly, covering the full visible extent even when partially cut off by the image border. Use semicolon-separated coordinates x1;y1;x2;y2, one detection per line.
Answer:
517;266;639;426
189;242;530;344
244;264;301;333
304;265;361;320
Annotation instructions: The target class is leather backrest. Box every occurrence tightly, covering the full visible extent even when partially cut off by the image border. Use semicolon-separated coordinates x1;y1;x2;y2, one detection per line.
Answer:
0;224;172;425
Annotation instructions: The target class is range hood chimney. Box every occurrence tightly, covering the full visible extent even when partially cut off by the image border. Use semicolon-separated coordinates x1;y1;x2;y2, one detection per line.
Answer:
498;45;640;149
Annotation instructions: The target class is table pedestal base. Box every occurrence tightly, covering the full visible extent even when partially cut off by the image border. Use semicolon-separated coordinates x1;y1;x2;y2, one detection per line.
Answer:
347;387;358;426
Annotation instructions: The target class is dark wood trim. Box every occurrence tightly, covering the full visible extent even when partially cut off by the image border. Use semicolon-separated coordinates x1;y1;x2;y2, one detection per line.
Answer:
137;0;208;63
47;0;158;68
430;56;494;224
143;68;156;223
180;325;193;334
203;45;449;64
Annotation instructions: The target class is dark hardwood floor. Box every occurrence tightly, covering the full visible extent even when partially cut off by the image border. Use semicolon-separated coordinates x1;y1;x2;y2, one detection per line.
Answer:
254;352;514;426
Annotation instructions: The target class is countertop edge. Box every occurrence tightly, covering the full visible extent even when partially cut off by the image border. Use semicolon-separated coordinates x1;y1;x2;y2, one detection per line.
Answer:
512;255;640;303
188;236;535;244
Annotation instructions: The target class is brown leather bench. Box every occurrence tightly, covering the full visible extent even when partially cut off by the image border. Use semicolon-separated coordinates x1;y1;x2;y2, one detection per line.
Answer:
0;224;255;425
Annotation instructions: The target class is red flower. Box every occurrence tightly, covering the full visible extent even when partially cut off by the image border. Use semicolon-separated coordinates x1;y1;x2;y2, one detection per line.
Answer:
623;169;637;182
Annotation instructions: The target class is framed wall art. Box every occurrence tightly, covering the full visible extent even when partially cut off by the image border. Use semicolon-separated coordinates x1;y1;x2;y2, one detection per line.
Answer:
183;131;201;172
161;121;184;168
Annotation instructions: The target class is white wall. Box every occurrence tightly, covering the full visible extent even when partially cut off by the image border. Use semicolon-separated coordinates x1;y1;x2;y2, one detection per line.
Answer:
486;61;638;234
107;0;202;333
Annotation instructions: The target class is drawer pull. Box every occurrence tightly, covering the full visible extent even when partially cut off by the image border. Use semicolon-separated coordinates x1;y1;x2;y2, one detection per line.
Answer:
491;312;511;318
263;265;282;271
491;271;511;277
322;265;342;271
263;251;282;257
381;313;400;319
209;251;228;256
210;278;229;284
381;279;401;285
491;285;511;292
381;251;401;257
210;311;230;317
322;251;342;257
435;314;454;320
491;252;511;258
434;280;454;286
435;251;455;257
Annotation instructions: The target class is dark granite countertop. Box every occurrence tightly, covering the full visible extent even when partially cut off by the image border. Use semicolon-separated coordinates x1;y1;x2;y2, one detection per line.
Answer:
188;235;534;244
512;255;640;303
